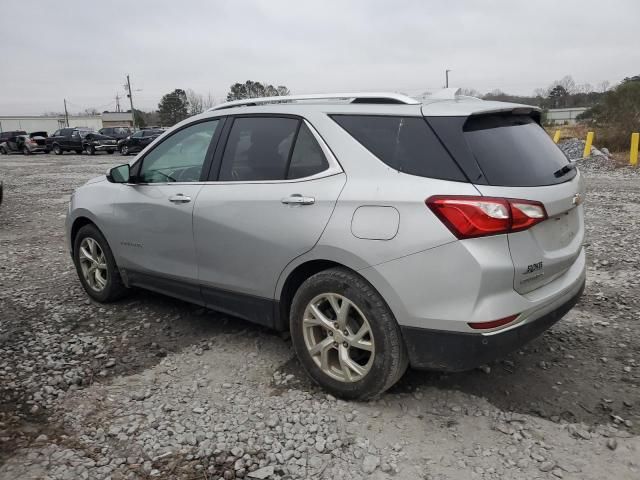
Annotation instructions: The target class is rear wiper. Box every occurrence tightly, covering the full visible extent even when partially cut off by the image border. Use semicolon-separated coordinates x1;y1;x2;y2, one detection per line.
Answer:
554;162;577;178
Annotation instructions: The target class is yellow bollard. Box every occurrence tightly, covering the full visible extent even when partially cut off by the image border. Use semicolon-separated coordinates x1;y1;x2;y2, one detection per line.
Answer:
631;132;639;166
583;132;594;158
553;130;561;143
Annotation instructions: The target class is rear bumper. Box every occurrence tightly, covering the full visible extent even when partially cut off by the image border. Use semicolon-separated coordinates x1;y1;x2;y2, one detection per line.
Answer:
401;278;585;371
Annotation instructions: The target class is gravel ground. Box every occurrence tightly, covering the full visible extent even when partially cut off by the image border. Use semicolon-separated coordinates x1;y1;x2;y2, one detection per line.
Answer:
0;153;639;479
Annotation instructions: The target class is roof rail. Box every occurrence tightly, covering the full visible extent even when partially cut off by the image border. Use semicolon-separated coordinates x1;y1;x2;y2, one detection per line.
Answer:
208;92;420;111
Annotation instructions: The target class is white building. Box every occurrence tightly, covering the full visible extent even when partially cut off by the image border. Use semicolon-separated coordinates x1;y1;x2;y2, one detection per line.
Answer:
546;107;587;125
0;111;133;134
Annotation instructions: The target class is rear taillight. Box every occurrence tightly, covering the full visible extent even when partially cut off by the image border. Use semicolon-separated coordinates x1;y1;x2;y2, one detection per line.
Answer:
426;195;547;239
468;314;519;330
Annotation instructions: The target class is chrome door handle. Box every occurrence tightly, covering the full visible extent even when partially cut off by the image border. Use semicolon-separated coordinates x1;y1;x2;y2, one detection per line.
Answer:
282;194;315;205
168;194;192;204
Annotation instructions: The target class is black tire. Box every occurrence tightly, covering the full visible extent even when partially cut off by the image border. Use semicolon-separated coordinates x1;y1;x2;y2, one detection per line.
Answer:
75;149;83;155
73;224;128;302
120;145;129;156
23;147;31;155
85;145;95;155
53;144;63;155
1;147;7;154
290;267;408;400
107;149;115;154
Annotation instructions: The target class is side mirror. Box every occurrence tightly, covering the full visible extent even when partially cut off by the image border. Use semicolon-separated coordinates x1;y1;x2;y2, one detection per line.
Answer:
107;164;131;183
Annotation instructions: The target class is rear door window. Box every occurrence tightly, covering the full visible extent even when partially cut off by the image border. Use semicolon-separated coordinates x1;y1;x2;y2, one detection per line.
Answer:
287;123;329;179
460;114;574;186
331;115;466;182
219;117;298;181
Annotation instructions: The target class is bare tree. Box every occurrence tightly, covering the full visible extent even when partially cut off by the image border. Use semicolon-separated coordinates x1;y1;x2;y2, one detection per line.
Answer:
533;87;549;98
597;80;611;93
84;107;99;115
202;92;215;110
186;89;204;116
556;75;577;94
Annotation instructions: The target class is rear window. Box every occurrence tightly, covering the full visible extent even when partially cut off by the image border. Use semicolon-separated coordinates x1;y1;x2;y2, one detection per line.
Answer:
331;115;466;182
461;114;575;187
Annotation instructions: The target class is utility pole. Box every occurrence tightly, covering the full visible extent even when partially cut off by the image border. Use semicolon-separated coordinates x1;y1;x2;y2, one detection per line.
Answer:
445;69;451;88
125;75;137;130
63;98;69;127
115;94;121;112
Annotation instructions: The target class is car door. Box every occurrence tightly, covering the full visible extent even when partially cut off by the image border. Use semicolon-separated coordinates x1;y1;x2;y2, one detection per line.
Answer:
108;119;222;301
7;136;19;151
193;116;346;325
129;131;143;150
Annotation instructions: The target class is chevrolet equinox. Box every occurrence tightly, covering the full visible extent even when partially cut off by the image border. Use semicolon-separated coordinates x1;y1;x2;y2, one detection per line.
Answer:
66;90;586;399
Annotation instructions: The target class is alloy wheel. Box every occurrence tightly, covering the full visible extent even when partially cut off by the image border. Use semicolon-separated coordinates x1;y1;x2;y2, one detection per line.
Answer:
302;293;375;383
78;237;108;292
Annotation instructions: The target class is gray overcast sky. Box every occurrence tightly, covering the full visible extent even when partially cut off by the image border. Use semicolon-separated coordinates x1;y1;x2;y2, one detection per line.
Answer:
1;0;637;115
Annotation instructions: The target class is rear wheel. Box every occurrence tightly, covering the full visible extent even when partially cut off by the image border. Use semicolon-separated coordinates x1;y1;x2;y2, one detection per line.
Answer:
0;147;6;154
290;268;408;400
53;144;62;155
23;147;31;155
120;145;129;156
85;145;95;155
73;224;128;302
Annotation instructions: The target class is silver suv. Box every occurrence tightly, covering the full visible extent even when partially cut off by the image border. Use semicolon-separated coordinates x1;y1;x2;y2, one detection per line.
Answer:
66;91;586;399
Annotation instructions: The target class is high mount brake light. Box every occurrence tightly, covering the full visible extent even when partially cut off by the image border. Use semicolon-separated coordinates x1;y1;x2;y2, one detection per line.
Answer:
426;195;547;239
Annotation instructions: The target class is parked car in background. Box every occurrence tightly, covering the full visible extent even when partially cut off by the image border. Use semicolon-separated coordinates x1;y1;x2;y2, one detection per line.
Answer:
82;132;117;155
0;130;27;143
46;128;95;155
0;131;48;155
98;127;133;141
66;91;586;399
0;130;27;154
118;129;164;155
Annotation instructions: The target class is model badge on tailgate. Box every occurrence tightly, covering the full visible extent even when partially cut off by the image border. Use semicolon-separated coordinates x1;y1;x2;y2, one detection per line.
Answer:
523;261;543;275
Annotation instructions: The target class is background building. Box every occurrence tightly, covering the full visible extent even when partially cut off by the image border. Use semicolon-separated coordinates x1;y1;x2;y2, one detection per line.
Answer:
0;111;134;133
547;107;587;125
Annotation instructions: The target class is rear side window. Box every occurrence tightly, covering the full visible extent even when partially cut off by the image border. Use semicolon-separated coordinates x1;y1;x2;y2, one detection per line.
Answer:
287;124;329;179
219;117;298;181
461;114;574;186
331;115;466;182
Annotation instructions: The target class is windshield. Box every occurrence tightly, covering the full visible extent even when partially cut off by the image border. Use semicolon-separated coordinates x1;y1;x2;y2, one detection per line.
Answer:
78;130;93;138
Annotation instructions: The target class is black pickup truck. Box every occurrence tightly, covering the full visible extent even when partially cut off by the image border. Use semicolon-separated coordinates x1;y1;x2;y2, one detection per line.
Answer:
46;128;95;155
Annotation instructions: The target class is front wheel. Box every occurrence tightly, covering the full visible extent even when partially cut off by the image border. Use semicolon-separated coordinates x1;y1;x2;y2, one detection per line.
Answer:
23;147;31;155
120;145;129;156
290;268;408;400
85;145;95;155
73;224;128;302
53;144;62;155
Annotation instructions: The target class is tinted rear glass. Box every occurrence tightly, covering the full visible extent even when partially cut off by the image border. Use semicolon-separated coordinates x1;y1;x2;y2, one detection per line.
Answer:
331;115;466;182
462;114;575;186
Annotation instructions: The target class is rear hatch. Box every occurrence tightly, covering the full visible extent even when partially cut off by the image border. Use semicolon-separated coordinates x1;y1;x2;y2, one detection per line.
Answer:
427;111;585;294
30;132;48;146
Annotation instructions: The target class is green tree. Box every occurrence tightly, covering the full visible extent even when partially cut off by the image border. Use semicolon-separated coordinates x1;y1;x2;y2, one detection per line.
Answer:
133;109;146;128
578;78;640;149
548;85;568;108
226;81;290;101
158;89;189;126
